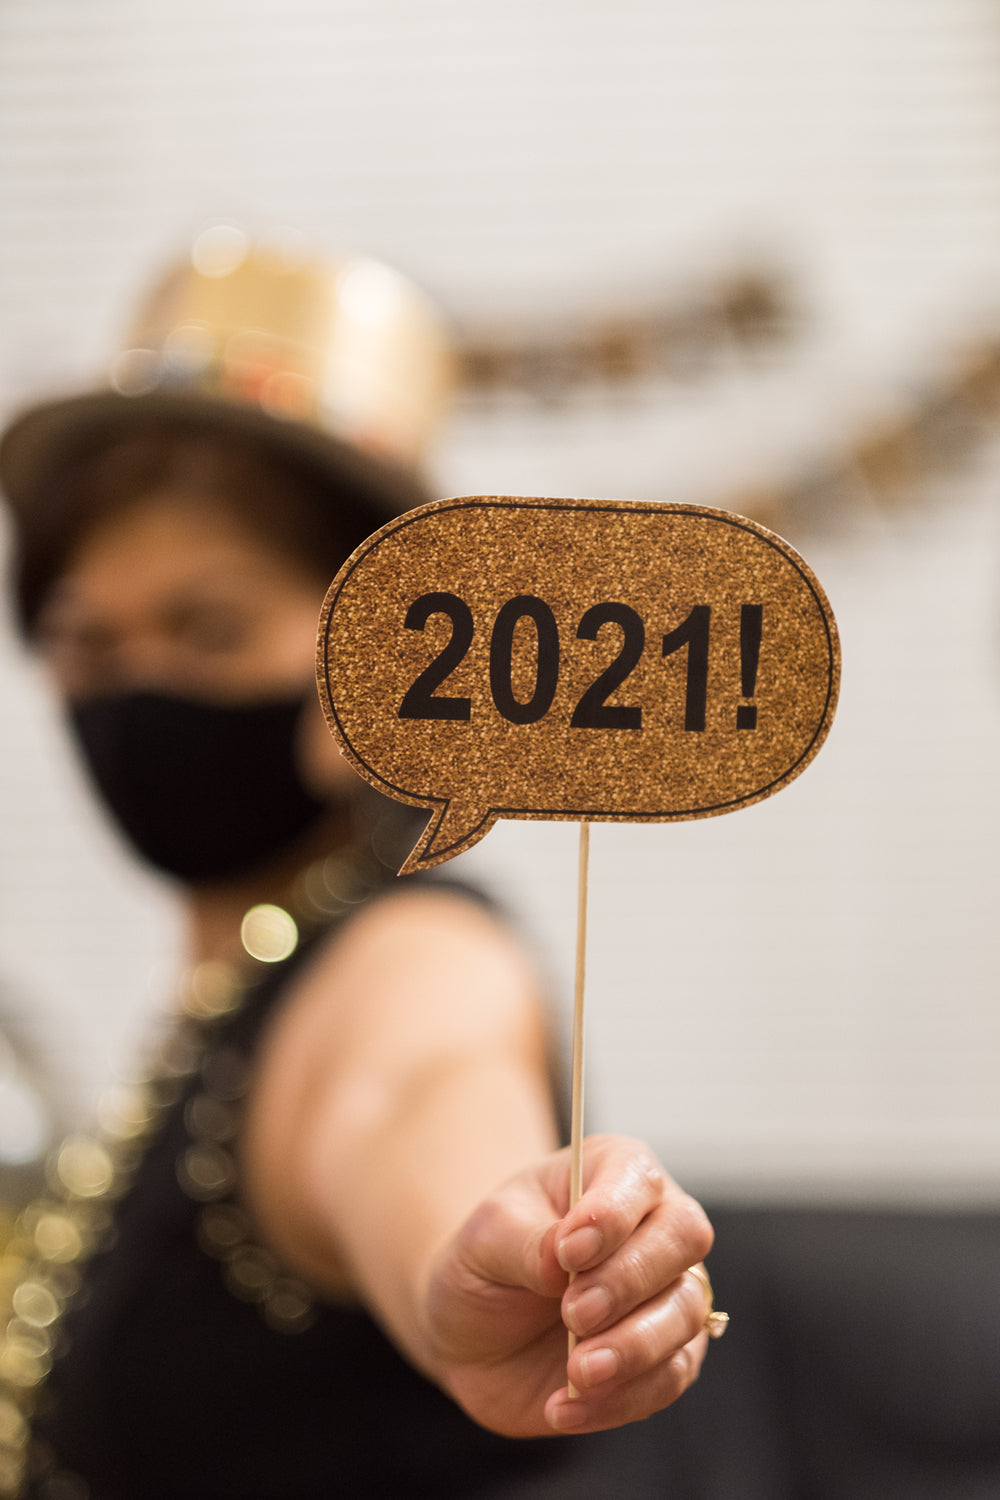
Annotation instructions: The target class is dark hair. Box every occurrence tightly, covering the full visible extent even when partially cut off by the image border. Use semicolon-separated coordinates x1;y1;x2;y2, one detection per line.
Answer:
11;413;425;634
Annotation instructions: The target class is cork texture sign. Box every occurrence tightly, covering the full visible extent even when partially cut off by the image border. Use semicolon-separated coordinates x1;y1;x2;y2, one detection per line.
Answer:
317;496;840;874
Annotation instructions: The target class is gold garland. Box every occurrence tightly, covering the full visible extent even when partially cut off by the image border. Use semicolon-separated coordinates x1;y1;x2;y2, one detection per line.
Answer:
0;841;388;1499
456;277;1000;537
719;340;1000;535
455;268;794;400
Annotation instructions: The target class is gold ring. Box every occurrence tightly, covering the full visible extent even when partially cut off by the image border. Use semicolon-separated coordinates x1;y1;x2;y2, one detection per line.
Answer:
686;1263;730;1340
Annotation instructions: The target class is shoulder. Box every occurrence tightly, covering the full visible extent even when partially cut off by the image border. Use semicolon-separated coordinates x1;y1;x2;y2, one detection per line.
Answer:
313;877;531;988
274;878;543;1069
244;876;549;1157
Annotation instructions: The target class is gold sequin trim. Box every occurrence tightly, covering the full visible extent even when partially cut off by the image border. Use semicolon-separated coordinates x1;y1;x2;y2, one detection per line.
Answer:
0;842;389;1495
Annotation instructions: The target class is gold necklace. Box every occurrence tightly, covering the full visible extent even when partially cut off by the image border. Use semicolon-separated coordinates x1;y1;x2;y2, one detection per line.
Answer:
0;839;389;1499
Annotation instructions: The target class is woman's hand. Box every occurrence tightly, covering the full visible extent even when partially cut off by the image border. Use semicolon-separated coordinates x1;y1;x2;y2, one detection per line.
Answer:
423;1134;714;1438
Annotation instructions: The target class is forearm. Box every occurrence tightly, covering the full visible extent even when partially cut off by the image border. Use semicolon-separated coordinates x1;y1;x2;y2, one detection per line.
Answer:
240;890;716;1437
304;1047;560;1376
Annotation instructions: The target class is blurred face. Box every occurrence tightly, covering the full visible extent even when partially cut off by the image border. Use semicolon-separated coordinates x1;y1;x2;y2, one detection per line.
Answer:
37;489;352;815
38;489;325;704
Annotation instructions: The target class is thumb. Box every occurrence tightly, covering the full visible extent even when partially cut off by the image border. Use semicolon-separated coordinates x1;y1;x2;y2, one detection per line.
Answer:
455;1182;570;1301
426;1184;569;1368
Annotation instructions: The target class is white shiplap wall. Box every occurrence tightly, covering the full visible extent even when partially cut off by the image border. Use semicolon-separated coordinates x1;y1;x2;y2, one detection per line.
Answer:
1;0;999;1199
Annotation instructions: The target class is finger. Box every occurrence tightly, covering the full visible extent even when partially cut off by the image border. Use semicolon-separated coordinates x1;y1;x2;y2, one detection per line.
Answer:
545;1332;708;1434
552;1138;668;1273
562;1197;713;1336
553;1136;712;1275
568;1268;709;1391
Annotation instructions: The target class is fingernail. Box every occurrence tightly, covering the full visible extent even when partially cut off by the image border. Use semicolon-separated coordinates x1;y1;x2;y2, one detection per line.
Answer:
566;1284;612;1335
579;1347;619;1387
557;1225;602;1271
549;1399;589;1430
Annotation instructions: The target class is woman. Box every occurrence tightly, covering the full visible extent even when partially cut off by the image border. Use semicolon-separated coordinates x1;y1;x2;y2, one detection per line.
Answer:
0;237;716;1498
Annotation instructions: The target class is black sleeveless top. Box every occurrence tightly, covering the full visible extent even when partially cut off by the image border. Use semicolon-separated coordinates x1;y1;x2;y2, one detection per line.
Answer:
25;888;668;1499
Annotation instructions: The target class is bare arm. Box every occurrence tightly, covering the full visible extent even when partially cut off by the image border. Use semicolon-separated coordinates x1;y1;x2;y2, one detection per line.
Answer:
241;886;713;1436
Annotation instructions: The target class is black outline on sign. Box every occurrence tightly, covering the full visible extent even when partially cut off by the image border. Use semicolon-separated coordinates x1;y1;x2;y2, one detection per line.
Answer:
319;497;840;863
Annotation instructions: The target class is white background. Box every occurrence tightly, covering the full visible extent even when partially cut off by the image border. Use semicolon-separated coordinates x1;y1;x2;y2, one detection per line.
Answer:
1;0;999;1200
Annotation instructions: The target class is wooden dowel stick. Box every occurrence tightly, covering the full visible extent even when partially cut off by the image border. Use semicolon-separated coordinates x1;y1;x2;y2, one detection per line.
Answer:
567;819;590;1396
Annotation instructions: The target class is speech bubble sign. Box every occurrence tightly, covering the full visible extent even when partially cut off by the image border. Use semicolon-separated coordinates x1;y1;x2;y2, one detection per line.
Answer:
317;496;840;874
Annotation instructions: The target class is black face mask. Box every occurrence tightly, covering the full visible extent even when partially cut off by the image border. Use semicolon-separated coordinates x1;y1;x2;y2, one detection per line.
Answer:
68;689;330;883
